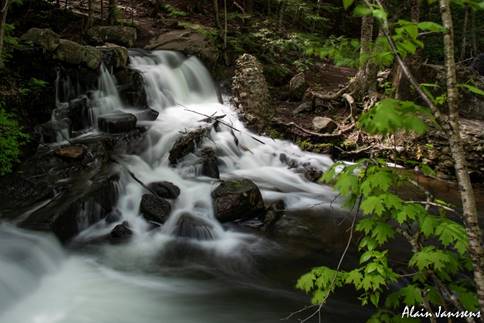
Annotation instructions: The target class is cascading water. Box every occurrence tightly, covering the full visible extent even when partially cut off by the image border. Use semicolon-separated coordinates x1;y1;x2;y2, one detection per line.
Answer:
0;50;368;323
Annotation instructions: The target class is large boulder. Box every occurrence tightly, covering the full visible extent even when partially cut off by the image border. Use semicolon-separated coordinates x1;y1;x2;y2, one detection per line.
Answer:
211;179;265;222
232;54;272;128
139;194;171;224
87;26;137;48
116;69;148;108
148;181;181;199
146;30;218;65
98;113;137;133
289;72;308;101
168;127;209;165
53;39;102;70
20;28;60;52
98;43;129;70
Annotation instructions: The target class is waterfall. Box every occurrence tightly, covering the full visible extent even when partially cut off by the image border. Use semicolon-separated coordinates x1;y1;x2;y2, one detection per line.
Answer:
0;50;371;323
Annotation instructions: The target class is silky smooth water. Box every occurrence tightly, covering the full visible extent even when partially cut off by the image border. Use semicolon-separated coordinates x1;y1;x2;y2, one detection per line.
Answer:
0;51;369;323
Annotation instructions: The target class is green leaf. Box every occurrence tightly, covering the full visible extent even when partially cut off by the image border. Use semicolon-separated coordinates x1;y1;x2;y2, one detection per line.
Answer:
400;285;423;305
458;83;484;96
361;196;385;216
353;4;371;16
417;21;445;32
343;0;355;10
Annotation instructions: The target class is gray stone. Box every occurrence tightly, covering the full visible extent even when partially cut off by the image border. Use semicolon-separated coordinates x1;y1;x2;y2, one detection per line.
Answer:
98;113;137;133
312;116;338;133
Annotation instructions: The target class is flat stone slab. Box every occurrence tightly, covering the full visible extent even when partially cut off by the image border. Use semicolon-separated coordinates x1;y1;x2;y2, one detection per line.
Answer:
98;112;137;133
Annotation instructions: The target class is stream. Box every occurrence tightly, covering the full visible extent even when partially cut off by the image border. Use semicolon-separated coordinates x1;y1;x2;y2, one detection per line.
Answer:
0;51;370;323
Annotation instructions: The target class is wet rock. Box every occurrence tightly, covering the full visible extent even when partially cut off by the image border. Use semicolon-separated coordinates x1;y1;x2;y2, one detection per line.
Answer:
133;108;159;121
105;209;122;223
172;213;215;241
289;72;308;101
21;28;60;52
110;221;133;241
312;116;338;133
148;181;181;199
87;26;137;48
53;39;102;70
304;166;323;182
116;69;148;107
146;30;218;65
168;128;209;165
0;177;54;213
54;145;85;160
212;179;265;222
98;43;129;70
35;119;71;143
19;175;120;242
232;54;272;128
98;113;137;133
139;194;171;224
68;96;92;131
200;147;219;179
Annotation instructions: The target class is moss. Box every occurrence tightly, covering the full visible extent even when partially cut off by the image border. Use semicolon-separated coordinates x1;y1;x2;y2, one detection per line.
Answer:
296;139;333;154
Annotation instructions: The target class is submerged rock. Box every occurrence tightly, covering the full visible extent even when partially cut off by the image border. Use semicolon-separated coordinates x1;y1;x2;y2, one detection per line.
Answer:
98;113;137;133
148;181;181;199
110;221;133;241
116;69;148;108
211;179;265;223
168;127;209;165
87;26;137;48
200;147;219;179
139;194;171;224
172;213;215;241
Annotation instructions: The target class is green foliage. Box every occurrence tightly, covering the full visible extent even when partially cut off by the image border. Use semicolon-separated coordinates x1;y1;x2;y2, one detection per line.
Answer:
0;106;28;175
298;157;477;320
306;36;360;68
161;4;188;17
19;78;48;97
358;99;432;135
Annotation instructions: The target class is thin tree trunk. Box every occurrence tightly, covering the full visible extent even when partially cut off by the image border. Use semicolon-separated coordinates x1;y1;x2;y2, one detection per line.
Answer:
471;10;477;57
100;0;104;21
356;14;374;95
108;0;117;25
439;0;484;314
213;0;221;29
277;0;286;31
459;5;469;61
87;0;93;28
223;0;227;50
0;0;9;69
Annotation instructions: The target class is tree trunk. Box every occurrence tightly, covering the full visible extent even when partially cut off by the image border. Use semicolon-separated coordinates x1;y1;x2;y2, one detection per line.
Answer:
100;0;104;21
87;0;93;28
459;4;469;61
277;0;286;31
213;0;221;29
439;0;484;314
355;14;374;95
0;0;8;69
108;0;117;25
471;10;477;57
223;0;227;50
